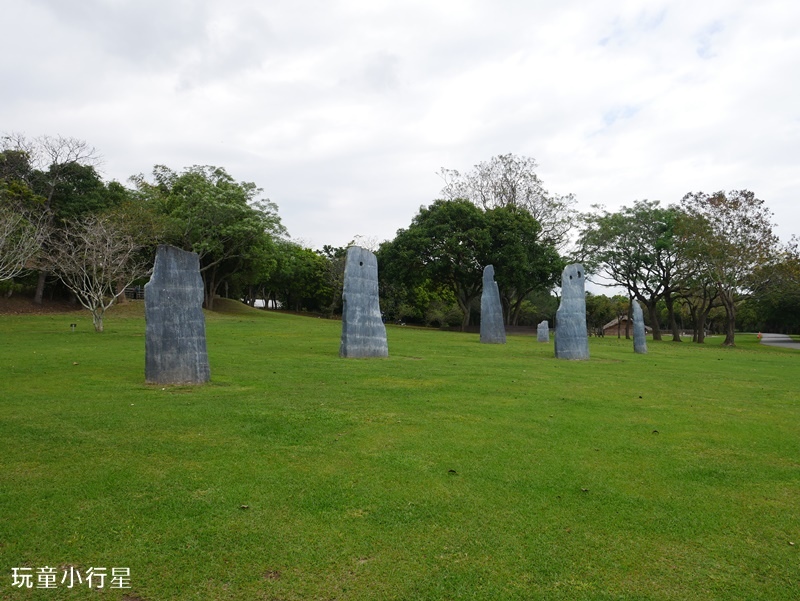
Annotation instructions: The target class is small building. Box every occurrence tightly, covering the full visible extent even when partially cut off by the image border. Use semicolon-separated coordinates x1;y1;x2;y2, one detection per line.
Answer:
601;315;652;338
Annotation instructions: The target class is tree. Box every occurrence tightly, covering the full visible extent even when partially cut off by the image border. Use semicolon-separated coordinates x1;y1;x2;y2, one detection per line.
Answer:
45;214;152;332
1;133;102;303
257;240;332;312
484;207;563;325
439;153;576;249
133;165;286;309
0;205;46;282
677;275;719;343
577;200;685;341
742;237;800;334
379;200;562;331
380;199;490;331
679;190;779;346
585;292;614;335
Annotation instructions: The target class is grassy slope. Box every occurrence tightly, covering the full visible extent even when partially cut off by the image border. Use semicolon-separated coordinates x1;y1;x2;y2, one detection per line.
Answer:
0;301;798;600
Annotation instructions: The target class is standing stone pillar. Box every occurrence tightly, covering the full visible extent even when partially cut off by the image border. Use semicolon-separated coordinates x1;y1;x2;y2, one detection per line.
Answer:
554;263;590;360
480;265;506;344
145;245;210;384
537;320;549;342
340;246;388;358
632;301;648;354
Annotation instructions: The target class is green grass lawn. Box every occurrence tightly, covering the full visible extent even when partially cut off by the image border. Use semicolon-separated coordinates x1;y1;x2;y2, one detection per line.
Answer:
1;301;798;600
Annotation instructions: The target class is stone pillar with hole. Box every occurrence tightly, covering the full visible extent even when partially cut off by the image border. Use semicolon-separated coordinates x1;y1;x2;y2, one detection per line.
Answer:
339;246;388;358
554;263;590;360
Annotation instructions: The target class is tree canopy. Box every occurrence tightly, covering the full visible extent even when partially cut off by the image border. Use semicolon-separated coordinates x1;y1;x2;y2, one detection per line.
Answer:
379;199;562;330
679;190;779;345
439;153;576;249
132;165;286;309
577;200;684;341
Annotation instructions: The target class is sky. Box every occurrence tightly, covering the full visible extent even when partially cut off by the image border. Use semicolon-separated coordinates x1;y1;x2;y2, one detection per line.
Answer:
2;0;799;251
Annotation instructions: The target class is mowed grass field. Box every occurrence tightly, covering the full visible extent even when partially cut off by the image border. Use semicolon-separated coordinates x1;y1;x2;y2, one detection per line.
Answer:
1;301;798;600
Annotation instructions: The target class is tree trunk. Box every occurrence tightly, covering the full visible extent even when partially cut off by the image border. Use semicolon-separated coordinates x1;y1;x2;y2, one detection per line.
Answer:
720;290;736;346
664;291;681;341
205;280;215;310
204;267;219;310
625;304;631;339
455;292;472;332
696;312;707;343
510;296;526;326
91;309;104;332
647;303;662;341
116;281;129;305
33;271;47;304
687;304;699;342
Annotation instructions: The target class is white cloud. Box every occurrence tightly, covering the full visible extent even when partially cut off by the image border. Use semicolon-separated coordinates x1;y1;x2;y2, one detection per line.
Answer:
2;0;798;247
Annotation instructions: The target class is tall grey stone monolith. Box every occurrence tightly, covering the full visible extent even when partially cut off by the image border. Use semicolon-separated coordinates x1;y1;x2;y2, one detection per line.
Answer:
480;265;506;344
554;263;590;360
537;320;549;342
145;245;210;384
340;246;388;358
632;301;648;354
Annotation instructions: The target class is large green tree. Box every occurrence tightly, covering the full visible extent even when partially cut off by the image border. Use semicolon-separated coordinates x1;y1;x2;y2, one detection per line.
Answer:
484;207;563;325
380;199;489;331
380;199;561;331
257;240;332;313
679;190;778;346
578;200;685;341
133;165;285;309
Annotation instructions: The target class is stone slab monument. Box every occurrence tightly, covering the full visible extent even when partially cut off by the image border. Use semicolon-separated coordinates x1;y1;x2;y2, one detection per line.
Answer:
480;265;506;344
537;320;549;342
145;245;210;384
340;246;388;358
554;263;590;360
632;300;648;354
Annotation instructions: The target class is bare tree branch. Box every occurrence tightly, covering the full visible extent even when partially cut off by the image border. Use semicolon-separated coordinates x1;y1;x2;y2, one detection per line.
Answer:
0;206;47;281
45;214;152;332
438;154;576;249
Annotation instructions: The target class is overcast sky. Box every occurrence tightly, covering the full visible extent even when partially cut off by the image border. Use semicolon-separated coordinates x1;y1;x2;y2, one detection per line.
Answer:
3;0;798;249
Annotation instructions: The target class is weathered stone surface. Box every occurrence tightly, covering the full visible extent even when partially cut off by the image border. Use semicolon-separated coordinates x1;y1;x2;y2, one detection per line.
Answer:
537;320;549;342
632;301;648;354
554;263;590;360
145;245;210;384
340;246;388;358
480;265;506;344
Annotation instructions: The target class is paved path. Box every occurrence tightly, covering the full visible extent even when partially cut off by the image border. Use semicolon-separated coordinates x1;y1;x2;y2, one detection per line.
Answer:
760;333;800;349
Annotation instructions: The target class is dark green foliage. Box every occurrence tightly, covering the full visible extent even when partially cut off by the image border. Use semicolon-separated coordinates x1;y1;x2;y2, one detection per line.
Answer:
485;207;563;324
739;240;800;333
578;200;685;341
379;200;561;330
133;165;286;309
258;240;333;312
